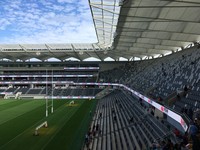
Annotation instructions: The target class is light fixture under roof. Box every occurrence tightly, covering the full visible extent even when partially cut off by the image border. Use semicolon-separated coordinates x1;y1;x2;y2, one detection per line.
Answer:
36;51;41;56
104;51;108;54
79;51;84;55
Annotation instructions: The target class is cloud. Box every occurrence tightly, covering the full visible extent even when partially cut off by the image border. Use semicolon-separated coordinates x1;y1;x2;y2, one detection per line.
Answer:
0;0;97;44
57;0;77;4
0;19;11;30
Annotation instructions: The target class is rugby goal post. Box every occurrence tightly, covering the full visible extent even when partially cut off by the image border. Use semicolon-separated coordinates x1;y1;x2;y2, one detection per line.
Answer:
34;121;48;136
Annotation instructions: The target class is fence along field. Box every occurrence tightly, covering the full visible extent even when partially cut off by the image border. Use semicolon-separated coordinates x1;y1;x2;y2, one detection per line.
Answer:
0;99;96;150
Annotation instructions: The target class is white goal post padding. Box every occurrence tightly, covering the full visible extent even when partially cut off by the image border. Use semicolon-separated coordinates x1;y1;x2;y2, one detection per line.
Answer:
69;100;75;106
34;121;48;136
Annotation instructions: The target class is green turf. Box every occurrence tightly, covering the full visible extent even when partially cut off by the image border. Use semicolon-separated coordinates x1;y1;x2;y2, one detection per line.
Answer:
0;100;17;106
0;99;97;150
0;100;45;125
69;99;97;150
0;100;30;112
44;99;96;150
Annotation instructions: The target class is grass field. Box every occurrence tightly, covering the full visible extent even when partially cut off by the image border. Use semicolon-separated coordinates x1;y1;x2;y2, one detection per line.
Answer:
0;99;97;150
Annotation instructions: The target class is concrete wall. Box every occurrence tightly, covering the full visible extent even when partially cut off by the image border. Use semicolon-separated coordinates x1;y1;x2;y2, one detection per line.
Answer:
167;116;185;133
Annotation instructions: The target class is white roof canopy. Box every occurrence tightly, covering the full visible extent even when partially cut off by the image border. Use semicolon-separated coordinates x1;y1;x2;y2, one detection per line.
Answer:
112;0;200;59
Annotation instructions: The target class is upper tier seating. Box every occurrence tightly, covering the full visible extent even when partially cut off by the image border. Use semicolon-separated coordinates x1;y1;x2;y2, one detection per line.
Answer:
5;88;17;93
26;88;43;94
99;46;200;118
3;71;97;75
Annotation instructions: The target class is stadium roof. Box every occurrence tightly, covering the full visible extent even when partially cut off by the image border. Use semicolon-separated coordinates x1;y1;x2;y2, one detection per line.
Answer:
0;0;200;61
112;0;200;60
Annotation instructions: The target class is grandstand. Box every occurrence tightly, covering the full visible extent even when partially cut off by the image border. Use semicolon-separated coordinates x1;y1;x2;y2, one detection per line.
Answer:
0;0;200;150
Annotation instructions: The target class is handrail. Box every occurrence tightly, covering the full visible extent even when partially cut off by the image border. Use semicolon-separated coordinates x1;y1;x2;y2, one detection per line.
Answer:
163;105;191;127
182;112;192;126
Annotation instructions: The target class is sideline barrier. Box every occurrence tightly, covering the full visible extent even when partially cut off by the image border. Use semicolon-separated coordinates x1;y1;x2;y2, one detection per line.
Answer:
74;82;188;131
0;75;94;77
45;96;95;99
64;67;99;70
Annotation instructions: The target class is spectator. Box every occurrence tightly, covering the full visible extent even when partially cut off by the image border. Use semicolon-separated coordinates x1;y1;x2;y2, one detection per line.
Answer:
150;110;154;116
194;118;200;131
173;143;180;150
194;108;200;120
92;125;95;132
85;133;89;144
99;112;102;118
112;108;115;114
188;121;199;150
187;107;193;120
188;122;198;137
182;132;188;145
89;110;92;116
163;139;174;150
151;142;161;150
113;116;117;122
176;93;181;100
184;107;188;114
173;128;181;138
183;85;189;97
129;116;134;124
184;85;188;92
180;142;188;150
180;107;184;113
96;124;99;131
158;96;163;102
160;140;166;149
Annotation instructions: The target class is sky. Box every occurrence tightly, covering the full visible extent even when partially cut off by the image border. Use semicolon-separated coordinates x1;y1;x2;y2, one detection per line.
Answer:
0;0;97;44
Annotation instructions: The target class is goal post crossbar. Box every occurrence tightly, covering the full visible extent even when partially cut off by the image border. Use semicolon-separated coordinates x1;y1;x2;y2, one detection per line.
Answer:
47;104;52;108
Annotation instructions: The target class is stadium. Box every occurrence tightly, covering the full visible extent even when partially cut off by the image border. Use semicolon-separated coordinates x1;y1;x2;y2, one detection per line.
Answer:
0;0;200;150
